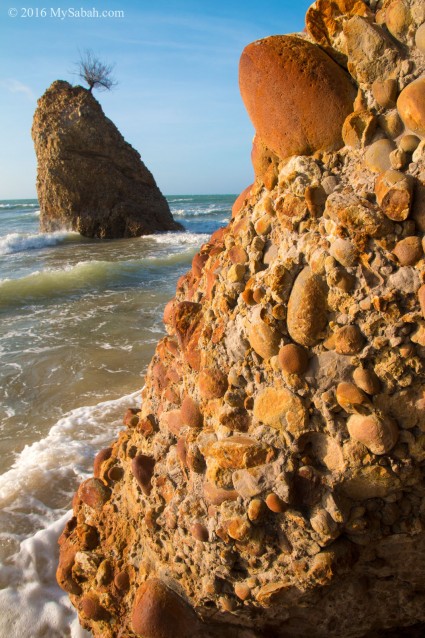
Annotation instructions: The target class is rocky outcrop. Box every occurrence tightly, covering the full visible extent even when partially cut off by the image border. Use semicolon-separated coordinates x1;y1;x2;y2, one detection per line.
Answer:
32;81;182;238
58;1;425;636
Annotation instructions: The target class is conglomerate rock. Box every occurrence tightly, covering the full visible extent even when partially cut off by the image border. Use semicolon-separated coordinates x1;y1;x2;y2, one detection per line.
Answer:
32;81;181;238
58;1;425;636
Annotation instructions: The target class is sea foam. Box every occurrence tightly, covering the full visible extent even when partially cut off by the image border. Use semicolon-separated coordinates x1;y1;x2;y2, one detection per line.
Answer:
0;511;90;638
0;391;141;637
0;231;79;256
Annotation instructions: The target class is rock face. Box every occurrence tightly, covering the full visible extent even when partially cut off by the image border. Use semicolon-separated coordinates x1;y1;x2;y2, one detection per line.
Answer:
32;81;182;238
58;1;425;637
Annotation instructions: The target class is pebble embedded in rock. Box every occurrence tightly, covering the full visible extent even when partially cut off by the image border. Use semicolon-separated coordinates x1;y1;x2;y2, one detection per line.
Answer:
287;266;328;347
372;78;398;109
93;447;112;478
265;492;286;513
180;396;203;428
347;413;399;455
78;478;111;511
131;454;156;496
399;134;420;153
239;35;356;160
80;594;105;621
415;22;425;54
114;569;130;591
397;77;425;137
392;236;423;266
247;317;281;360
247;498;266;522
253;386;307;435
278;343;309;375
234;582;251;601
329;238;358;268
374;170;413;221
352;367;381;395
334;325;365;355
132;579;200;638
199;368;228;400
336;382;371;414
191;522;209;542
365;139;396;174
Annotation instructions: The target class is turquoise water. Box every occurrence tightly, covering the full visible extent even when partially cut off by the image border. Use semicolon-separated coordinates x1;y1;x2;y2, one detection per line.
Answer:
0;195;233;638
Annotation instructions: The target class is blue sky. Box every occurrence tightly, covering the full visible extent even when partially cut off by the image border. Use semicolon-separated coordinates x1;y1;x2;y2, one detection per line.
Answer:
0;0;311;198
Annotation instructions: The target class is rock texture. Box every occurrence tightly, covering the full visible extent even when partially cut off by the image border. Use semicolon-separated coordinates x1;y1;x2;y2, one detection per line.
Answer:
32;81;182;238
58;1;425;636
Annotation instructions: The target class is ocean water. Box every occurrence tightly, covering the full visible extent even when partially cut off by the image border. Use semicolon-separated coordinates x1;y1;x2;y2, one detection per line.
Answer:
0;195;233;637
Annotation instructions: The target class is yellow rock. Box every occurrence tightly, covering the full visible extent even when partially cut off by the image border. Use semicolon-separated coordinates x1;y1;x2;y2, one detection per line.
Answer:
347;413;399;455
287;266;328;347
253;386;307;435
341;465;400;499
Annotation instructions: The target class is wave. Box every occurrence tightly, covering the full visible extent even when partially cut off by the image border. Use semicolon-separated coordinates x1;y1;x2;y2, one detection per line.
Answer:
0;390;139;638
141;231;210;245
0;231;81;256
0;250;196;306
0;511;90;638
171;206;230;217
0;202;39;210
0;390;139;508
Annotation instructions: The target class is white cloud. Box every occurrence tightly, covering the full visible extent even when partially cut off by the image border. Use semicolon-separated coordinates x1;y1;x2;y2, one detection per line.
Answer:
1;79;35;101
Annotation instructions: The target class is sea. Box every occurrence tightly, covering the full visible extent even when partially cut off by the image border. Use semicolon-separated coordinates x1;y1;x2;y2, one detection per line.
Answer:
0;195;233;638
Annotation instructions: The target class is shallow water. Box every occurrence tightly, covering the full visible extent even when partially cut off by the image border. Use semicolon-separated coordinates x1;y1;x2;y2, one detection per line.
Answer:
0;194;233;637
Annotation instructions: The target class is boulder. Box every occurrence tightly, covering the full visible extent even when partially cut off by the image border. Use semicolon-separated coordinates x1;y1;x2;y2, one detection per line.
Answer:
239;35;356;161
32;81;182;238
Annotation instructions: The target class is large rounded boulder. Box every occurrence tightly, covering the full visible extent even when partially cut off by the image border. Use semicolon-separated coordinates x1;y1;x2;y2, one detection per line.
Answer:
239;35;356;161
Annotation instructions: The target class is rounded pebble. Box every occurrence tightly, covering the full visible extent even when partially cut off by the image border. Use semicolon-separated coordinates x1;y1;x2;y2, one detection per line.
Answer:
114;569;130;591
372;78;398;108
131;454;156;496
365;139;395;173
347;413;399;455
265;492;286;513
399;134;420;153
397;77;425;137
352;367;381;395
334;325;365;355
336;382;370;413
78;478;111;511
278;343;309;375
191;522;209;542
287;266;328;347
392;236;423;266
415;22;425;54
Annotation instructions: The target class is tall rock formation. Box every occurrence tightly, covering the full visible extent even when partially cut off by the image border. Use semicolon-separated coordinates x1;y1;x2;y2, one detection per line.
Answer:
58;1;425;636
32;81;182;238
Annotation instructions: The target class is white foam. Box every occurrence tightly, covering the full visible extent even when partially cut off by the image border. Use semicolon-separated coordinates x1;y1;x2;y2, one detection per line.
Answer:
0;390;140;507
0;231;79;256
142;231;209;245
0;511;90;638
0;391;141;638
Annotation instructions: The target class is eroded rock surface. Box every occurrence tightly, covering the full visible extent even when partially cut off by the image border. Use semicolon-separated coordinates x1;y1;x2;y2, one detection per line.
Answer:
58;1;425;636
32;81;181;238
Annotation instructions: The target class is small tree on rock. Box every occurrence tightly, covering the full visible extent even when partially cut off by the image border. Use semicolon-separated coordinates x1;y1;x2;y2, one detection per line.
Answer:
77;49;117;93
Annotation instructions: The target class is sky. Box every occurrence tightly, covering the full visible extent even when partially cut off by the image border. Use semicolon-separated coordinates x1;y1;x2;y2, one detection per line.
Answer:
0;0;312;198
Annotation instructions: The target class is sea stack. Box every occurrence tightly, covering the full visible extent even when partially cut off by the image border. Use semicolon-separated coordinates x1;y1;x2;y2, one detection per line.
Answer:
31;80;182;238
58;0;425;636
